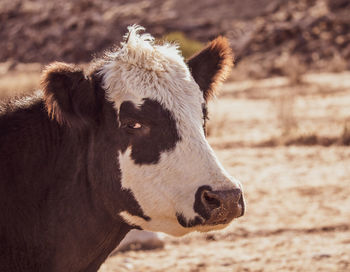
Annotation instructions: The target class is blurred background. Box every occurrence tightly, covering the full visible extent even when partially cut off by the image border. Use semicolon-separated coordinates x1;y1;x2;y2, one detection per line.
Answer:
1;0;350;271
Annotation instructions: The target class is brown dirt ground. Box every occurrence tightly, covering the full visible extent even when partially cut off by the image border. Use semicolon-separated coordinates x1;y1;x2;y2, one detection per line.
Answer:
98;72;350;272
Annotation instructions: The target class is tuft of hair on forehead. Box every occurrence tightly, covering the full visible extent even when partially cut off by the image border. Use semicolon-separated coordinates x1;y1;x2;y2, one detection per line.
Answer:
187;36;234;101
102;25;183;73
99;25;202;114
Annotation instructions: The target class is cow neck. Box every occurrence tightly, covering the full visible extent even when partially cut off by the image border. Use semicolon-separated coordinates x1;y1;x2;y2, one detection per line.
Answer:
0;95;133;271
46;103;133;271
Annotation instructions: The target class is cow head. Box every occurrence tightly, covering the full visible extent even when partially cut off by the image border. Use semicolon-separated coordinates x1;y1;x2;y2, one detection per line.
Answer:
41;26;244;237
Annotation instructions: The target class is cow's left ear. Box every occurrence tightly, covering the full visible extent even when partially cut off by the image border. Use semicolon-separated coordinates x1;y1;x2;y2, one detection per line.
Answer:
41;62;97;127
187;36;234;101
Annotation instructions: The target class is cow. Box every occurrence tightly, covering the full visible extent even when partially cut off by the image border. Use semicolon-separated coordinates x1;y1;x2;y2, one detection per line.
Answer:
0;25;245;272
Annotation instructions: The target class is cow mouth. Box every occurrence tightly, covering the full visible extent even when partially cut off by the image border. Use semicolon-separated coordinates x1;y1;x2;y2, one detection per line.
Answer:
176;197;244;228
175;211;240;228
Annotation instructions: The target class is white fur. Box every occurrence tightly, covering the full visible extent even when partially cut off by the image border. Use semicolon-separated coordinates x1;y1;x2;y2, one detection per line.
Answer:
99;25;242;236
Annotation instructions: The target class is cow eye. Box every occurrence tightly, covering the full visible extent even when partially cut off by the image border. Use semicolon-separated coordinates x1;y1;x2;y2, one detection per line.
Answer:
122;119;149;135
128;122;142;129
124;121;142;130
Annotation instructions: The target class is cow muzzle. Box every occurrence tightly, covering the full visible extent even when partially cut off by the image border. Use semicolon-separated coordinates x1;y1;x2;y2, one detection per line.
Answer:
195;186;245;226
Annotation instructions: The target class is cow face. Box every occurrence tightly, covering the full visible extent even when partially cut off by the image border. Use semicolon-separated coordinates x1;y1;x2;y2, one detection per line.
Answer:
100;26;244;236
41;26;244;237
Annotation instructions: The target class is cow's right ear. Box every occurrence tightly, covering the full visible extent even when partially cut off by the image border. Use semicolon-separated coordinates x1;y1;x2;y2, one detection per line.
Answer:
41;62;96;126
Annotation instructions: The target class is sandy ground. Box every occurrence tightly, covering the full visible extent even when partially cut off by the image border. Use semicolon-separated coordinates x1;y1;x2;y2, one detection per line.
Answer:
99;72;350;272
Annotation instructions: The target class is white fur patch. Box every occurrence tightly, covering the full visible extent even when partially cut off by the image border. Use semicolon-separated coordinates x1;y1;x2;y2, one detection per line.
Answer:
99;25;242;236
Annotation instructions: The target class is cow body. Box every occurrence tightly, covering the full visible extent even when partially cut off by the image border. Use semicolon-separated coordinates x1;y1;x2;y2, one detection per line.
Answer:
0;92;136;271
0;26;244;271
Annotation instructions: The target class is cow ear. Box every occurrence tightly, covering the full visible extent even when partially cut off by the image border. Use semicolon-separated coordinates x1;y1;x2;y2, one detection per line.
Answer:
187;36;234;101
41;62;96;126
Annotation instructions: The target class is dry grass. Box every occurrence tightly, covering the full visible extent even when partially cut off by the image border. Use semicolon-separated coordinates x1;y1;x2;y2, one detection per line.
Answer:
0;62;41;99
273;89;298;138
161;32;204;59
340;119;350;145
206;111;230;137
207;70;350;148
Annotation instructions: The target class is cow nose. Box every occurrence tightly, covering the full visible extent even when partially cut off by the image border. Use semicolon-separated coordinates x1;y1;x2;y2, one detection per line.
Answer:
199;188;245;225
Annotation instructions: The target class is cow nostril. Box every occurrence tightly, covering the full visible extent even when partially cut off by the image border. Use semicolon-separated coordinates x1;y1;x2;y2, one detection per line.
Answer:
203;191;221;210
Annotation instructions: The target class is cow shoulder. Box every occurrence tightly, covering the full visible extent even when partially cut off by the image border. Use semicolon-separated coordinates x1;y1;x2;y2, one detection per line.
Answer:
187;36;234;101
41;62;97;127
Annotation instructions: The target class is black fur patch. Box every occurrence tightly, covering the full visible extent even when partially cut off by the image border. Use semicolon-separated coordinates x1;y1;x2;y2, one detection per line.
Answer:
176;213;204;228
176;185;216;228
175;185;212;228
118;99;181;165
